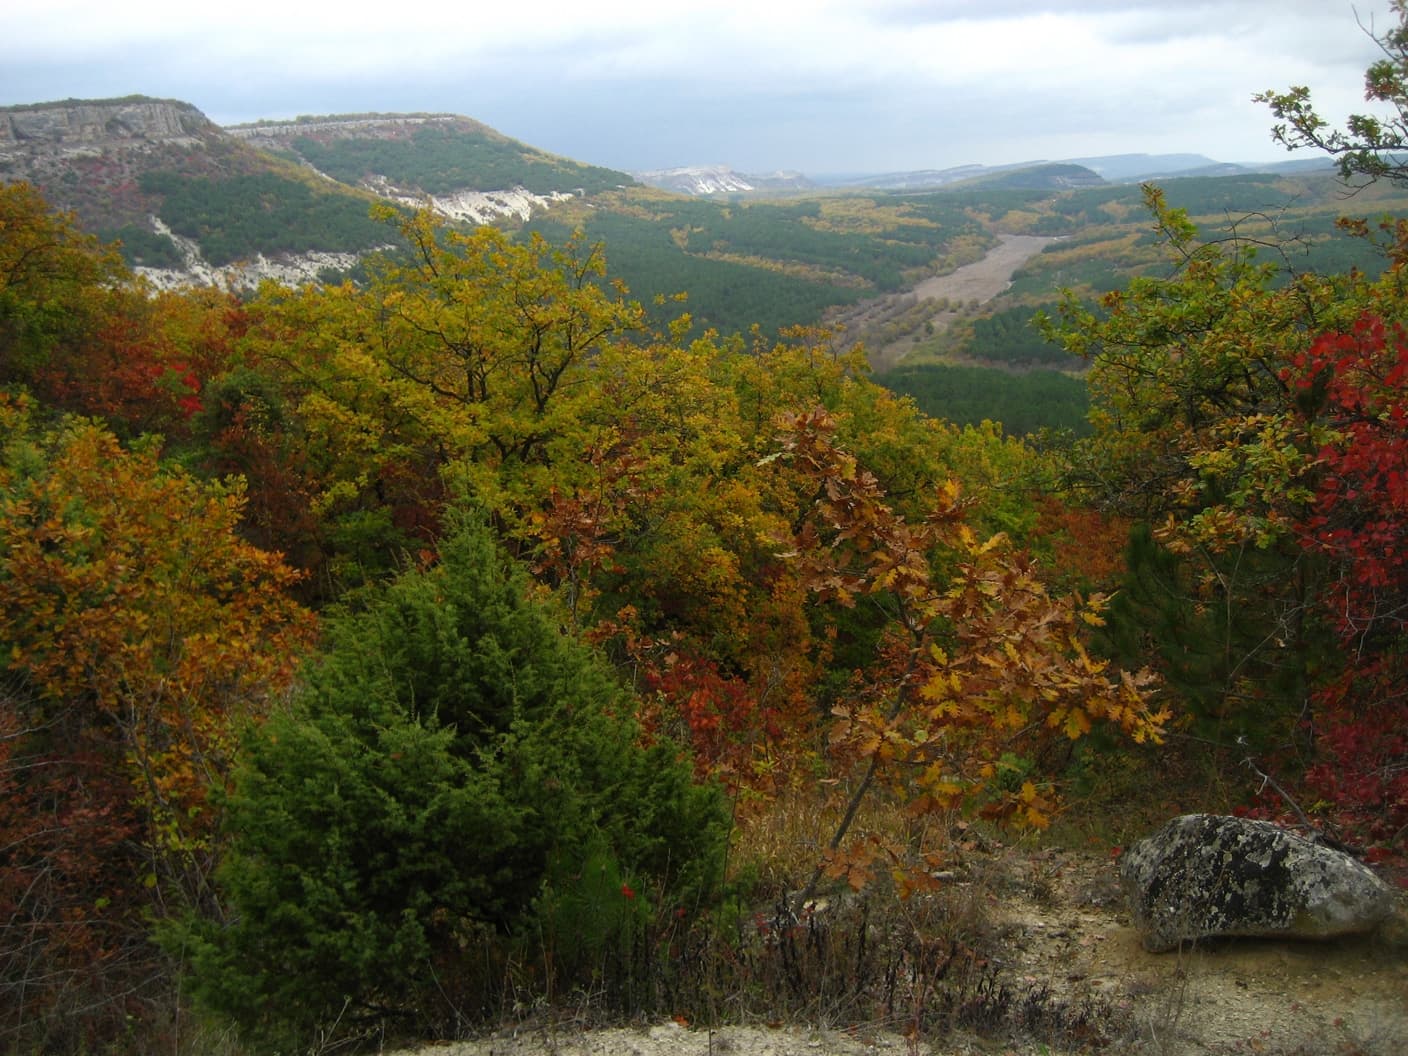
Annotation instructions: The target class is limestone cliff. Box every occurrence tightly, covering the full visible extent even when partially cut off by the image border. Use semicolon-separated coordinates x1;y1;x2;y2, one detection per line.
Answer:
0;96;214;150
0;97;616;286
0;96;375;282
0;95;250;241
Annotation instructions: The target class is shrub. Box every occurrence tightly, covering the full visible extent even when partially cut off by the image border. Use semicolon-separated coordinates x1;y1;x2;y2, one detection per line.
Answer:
180;509;728;1049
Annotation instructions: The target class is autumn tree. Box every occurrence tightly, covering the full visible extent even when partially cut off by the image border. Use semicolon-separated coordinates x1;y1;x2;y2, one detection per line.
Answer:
207;209;650;592
1258;2;1408;184
50;285;253;439
169;207;1082;808
0;392;315;1050
1043;174;1408;860
1255;6;1408;857
1280;311;1408;855
531;325;1033;793
766;409;1164;900
361;205;646;471
1039;186;1365;748
0;182;128;389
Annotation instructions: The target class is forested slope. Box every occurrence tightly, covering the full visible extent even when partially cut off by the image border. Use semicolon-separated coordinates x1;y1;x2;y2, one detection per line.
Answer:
3;19;1408;1051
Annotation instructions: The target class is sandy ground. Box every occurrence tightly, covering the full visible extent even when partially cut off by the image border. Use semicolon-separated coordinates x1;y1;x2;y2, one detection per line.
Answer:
391;848;1407;1056
833;234;1055;372
907;235;1055;305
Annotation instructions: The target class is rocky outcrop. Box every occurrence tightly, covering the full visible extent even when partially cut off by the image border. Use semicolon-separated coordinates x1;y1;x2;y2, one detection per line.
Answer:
633;164;815;196
132;217;378;292
227;113;462;146
0;97;211;149
1120;814;1394;952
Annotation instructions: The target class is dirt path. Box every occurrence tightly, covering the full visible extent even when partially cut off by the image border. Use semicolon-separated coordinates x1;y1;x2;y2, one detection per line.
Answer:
393;848;1406;1056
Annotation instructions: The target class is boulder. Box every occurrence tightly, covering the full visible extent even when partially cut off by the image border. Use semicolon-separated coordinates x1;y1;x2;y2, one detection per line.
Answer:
1119;813;1394;952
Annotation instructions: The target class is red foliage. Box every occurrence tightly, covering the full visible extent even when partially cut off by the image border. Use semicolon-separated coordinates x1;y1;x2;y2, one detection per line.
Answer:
1282;313;1408;869
1294;655;1408;881
643;650;761;783
201;394;323;561
0;704;152;1046
33;290;252;441
1288;314;1408;636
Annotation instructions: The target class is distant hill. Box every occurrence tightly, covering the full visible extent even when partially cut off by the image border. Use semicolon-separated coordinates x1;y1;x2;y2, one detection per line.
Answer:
633;165;816;196
0;95;383;280
816;153;1336;193
940;163;1106;191
230;112;636;221
824;164;1017;190
0;97;632;285
1064;153;1225;180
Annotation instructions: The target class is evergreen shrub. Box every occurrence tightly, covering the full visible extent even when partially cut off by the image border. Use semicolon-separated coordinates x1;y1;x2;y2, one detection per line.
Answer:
179;510;728;1049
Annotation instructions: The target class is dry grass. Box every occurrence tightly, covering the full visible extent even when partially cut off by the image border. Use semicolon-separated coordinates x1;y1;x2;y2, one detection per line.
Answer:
605;785;1136;1053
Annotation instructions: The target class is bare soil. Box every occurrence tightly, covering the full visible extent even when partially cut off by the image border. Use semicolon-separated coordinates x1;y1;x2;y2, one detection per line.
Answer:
833;234;1054;372
393;848;1407;1056
907;236;1055;306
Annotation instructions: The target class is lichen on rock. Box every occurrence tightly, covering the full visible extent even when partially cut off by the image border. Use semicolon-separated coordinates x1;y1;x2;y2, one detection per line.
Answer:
1119;813;1394;952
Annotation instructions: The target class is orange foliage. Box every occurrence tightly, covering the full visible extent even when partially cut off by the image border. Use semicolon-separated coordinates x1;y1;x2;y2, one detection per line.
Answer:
0;395;316;879
771;408;1165;892
1032;496;1132;592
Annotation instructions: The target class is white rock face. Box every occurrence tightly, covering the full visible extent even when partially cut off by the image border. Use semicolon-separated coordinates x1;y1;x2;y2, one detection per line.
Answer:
1120;814;1394;952
634;165;757;195
429;186;576;224
632;164;816;196
357;175;576;224
131;176;573;290
134;217;379;292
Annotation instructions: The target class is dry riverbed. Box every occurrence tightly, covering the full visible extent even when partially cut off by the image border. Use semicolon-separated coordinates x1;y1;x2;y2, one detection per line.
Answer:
833;234;1055;372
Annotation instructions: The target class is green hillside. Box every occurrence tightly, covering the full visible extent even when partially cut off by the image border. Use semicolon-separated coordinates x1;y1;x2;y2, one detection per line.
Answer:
282;121;632;196
11;98;1408;438
136;170;389;266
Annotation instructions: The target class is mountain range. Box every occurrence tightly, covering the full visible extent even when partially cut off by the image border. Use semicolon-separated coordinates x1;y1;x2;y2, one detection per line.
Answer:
0;94;1337;291
633;153;1332;195
0;96;637;286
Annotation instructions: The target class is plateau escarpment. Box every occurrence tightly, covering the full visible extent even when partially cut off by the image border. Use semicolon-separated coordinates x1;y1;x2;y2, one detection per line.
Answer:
0;96;211;148
1;98;621;288
229;113;607;223
0;96;382;285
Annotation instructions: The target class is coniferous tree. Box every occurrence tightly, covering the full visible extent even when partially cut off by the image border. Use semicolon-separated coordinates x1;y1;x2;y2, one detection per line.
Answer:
181;508;727;1048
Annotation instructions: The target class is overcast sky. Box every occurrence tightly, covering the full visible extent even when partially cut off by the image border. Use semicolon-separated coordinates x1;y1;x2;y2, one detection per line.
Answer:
2;1;1398;176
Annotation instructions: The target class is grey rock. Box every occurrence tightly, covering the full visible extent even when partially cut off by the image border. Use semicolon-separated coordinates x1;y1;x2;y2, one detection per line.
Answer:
1;99;208;147
1119;813;1394;952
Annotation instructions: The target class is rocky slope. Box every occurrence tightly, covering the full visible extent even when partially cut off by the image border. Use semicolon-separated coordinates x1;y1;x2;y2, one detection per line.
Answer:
0;96;241;232
0;96;211;148
0;98;625;287
1;96;384;285
633;164;814;195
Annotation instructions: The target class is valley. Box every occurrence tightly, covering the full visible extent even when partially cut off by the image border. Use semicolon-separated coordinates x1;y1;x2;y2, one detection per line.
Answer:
838;233;1057;371
4;68;1408;1056
7;95;1406;439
